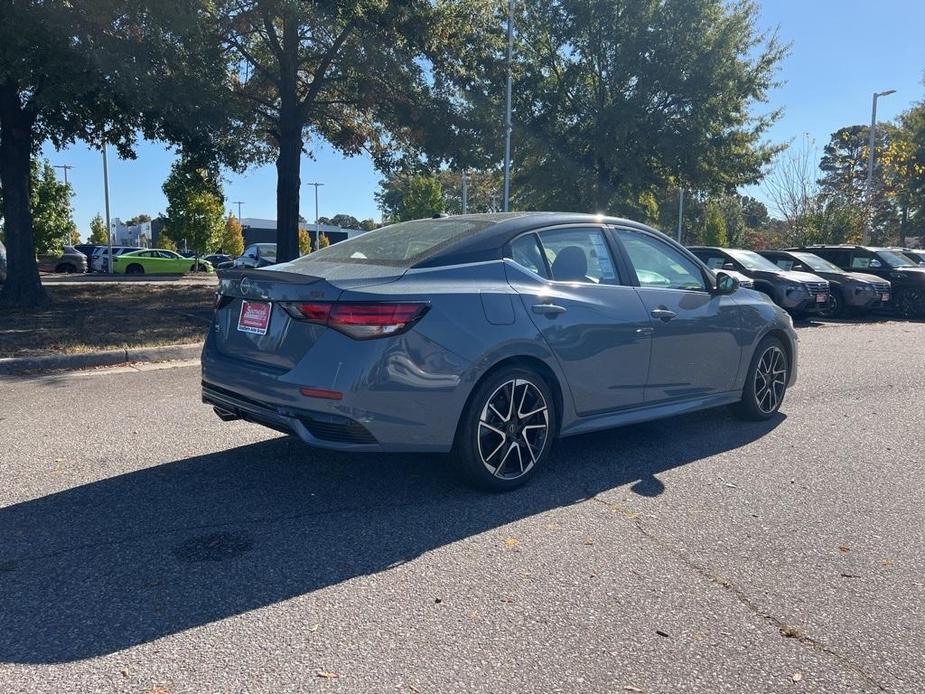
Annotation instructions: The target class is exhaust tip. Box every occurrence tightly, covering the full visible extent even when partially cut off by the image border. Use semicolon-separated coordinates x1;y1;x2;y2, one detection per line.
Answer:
213;406;241;422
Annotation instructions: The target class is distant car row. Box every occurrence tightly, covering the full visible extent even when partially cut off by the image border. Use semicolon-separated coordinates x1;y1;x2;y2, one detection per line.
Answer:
689;244;925;319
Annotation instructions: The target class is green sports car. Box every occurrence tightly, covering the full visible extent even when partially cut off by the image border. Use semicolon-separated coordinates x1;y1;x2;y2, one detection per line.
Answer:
112;249;214;274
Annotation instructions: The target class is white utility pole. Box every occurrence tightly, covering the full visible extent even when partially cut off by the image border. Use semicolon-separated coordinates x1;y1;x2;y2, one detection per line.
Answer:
502;0;514;212
676;188;685;243
306;182;324;251
462;170;469;214
864;89;896;244
103;144;112;273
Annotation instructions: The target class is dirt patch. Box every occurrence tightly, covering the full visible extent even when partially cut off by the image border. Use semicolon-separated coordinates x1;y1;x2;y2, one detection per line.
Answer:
0;284;215;358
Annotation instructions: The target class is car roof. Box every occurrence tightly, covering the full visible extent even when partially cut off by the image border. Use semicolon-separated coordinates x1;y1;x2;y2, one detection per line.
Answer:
414;212;666;267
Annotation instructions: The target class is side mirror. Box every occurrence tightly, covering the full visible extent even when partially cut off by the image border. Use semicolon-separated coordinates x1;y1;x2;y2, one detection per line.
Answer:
714;271;739;295
869;259;882;268
722;262;736;271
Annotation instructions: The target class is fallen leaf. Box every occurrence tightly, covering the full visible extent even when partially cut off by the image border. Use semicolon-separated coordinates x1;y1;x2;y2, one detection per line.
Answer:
655;630;670;638
503;537;520;549
791;672;803;682
120;669;129;679
583;538;594;546
316;671;339;679
309;624;320;632
434;597;443;604
779;625;802;639
837;546;850;553
623;687;645;693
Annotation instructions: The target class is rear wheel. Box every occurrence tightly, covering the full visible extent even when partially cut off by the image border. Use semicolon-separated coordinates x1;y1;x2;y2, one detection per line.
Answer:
730;336;789;421
55;263;77;274
895;287;925;319
454;366;556;491
126;264;144;275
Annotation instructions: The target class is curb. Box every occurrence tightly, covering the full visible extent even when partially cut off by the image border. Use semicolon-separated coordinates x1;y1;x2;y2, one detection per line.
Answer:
0;343;203;375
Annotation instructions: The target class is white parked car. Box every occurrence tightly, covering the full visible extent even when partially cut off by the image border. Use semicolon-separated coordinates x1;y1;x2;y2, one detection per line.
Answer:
91;246;142;272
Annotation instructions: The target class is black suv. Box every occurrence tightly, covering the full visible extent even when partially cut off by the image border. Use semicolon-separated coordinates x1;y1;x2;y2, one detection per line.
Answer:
757;250;890;318
689;246;830;316
790;245;925;318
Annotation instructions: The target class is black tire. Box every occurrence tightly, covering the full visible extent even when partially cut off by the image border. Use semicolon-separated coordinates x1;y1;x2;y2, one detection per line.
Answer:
453;366;557;491
126;264;144;275
895;287;925;319
730;336;790;421
55;263;77;274
818;290;843;318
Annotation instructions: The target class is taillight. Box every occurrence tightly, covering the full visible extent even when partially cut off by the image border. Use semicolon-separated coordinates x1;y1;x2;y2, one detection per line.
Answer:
283;302;429;340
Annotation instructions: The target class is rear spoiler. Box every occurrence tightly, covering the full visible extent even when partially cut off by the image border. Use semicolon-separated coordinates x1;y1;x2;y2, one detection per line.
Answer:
217;267;322;285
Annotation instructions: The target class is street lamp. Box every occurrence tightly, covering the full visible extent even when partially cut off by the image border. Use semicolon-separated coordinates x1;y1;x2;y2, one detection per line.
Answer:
55;164;74;246
864;89;896;244
102;143;112;274
502;0;514;213
305;182;324;251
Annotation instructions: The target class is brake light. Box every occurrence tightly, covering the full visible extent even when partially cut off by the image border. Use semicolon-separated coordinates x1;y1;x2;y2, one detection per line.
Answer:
283;302;429;340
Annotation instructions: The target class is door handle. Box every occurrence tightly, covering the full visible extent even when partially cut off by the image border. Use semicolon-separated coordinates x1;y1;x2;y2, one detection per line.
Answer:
532;303;567;315
650;307;676;322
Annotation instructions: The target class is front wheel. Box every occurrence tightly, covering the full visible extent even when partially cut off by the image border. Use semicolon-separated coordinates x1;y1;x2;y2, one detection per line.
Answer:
453;366;556;491
126;264;144;275
818;290;843;318
730;337;789;421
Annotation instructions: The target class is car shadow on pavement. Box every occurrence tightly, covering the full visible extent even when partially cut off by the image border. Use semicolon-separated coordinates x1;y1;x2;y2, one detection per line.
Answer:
0;408;783;664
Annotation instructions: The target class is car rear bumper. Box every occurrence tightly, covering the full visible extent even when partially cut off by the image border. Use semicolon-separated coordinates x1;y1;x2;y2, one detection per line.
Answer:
200;330;473;453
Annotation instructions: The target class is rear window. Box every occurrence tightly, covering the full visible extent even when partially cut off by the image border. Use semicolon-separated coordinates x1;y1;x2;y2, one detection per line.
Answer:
287;219;493;269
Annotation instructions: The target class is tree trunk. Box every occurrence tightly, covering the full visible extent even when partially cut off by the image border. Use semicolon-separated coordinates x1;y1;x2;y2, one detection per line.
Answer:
274;17;302;263
0;84;47;308
275;120;302;263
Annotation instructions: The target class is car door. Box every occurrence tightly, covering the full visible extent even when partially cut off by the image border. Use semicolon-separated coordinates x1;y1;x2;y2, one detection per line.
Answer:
156;250;182;272
504;225;652;415
614;229;742;403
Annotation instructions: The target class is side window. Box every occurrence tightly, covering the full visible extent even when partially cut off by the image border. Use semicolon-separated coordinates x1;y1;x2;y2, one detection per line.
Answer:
850;252;871;269
618;231;706;291
774;259;795;271
507;233;549;278
535;227;619;284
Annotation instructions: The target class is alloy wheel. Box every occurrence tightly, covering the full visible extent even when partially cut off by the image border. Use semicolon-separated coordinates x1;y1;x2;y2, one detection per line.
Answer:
754;346;787;414
477;378;549;480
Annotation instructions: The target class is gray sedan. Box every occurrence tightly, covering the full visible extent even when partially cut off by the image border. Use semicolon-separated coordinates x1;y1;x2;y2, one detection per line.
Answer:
203;213;797;490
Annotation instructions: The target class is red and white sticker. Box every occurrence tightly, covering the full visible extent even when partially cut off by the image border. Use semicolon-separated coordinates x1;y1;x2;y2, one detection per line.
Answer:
238;300;272;335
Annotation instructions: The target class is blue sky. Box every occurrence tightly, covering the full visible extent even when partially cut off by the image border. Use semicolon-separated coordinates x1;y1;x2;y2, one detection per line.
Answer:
44;0;925;239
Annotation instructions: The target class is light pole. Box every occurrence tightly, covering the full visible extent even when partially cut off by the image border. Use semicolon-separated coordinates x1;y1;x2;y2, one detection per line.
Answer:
233;201;244;219
461;170;468;214
103;144;112;274
305;182;324;251
55;164;74;246
502;0;514;213
864;89;896;244
676;188;684;243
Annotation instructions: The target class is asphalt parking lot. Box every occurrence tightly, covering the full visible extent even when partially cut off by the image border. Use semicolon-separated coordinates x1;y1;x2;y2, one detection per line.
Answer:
1;319;923;693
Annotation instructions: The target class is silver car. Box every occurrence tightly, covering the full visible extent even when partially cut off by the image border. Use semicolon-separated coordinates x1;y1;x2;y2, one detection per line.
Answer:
203;213;797;490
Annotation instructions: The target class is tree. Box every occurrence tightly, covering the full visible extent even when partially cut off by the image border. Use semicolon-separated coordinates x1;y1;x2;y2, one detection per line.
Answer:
221;214;246;256
0;1;236;307
88;215;108;245
462;0;786;215
376;174;445;222
818;124;900;243
218;0;497;263
298;226;312;255
68;222;81;245
163;158;225;255
318;232;331;249
702;200;728;247
328;214;360;229
359;219;379;231
30;159;75;256
438;170;503;215
124;214;152;227
884;102;925;243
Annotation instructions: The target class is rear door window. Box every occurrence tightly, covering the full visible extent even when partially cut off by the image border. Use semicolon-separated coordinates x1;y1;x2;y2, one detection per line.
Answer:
508;234;549;278
534;228;619;284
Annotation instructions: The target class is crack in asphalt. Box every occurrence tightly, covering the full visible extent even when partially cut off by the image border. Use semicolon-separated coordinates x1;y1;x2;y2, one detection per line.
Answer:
585;493;888;693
